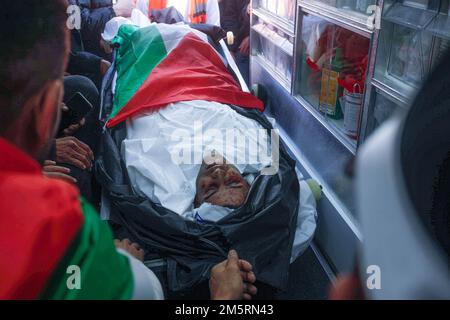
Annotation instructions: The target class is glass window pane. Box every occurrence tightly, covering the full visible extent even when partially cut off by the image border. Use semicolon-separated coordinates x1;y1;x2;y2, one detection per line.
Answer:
364;89;403;139
295;12;370;141
302;0;377;16
373;0;438;100
252;18;294;87
254;0;296;22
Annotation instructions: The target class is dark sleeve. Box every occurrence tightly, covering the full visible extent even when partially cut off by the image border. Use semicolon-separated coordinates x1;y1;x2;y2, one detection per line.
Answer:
79;6;116;57
67;51;103;87
68;51;102;76
90;0;114;8
48;139;57;162
236;0;250;46
239;1;250;31
74;0;113;9
220;0;241;52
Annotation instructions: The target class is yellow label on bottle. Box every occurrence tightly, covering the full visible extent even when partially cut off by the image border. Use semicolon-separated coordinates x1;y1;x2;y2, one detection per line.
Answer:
319;68;339;115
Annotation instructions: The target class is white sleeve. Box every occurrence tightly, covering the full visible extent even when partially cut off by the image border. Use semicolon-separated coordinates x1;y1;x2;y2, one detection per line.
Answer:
290;180;318;263
117;248;165;300
206;0;221;26
136;0;149;17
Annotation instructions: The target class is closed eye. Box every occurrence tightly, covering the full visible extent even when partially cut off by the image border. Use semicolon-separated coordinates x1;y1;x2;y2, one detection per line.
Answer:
204;187;218;200
226;181;243;188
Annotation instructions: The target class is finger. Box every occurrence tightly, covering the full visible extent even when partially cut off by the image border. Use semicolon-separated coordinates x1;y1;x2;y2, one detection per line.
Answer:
44;160;56;166
242;283;254;300
69;123;82;132
64;124;81;136
74;139;94;161
131;242;141;250
114;239;121;246
44;172;77;184
68;157;88;170
69;142;92;168
239;259;253;272
240;271;250;282
70;138;90;157
245;283;258;296
226;250;240;269
61;104;69;112
123;238;131;245
79;118;86;127
63;128;72;137
70;151;91;170
44;165;71;174
240;271;256;283
212;260;226;274
243;293;252;300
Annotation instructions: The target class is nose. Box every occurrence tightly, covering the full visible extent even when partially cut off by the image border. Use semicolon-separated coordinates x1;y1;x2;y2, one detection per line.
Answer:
211;167;226;179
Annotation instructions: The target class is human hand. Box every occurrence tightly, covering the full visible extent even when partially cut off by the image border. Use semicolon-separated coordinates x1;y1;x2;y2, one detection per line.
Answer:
100;39;114;55
55;136;94;170
63;118;86;137
100;59;112;76
239;36;250;56
115;238;145;262
42;160;77;184
60;103;86;136
209;250;257;300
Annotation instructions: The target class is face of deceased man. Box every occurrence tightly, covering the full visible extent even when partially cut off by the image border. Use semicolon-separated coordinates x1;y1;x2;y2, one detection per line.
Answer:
195;154;250;208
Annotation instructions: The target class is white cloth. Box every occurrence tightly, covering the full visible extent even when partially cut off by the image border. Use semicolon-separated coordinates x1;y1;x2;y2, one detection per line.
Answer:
116;248;164;300
136;0;220;26
292;177;318;262
101;9;152;42
122;100;271;216
122;101;317;261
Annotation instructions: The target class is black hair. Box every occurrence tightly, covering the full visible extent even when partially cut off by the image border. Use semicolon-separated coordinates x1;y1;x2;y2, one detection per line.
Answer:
0;0;68;134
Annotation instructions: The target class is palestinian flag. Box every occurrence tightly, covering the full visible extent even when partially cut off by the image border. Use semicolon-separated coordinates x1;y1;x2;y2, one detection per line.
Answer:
107;23;263;128
0;138;134;300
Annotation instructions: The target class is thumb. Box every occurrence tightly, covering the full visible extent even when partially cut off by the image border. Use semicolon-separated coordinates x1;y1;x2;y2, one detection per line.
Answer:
226;250;240;268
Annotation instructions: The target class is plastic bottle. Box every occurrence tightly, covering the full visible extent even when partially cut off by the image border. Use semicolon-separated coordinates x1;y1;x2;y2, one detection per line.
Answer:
319;48;344;119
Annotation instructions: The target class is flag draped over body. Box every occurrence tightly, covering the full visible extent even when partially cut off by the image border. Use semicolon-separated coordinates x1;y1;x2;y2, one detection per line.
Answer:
107;23;263;128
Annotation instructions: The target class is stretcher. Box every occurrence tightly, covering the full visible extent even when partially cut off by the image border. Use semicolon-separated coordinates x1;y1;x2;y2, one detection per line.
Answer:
96;20;319;299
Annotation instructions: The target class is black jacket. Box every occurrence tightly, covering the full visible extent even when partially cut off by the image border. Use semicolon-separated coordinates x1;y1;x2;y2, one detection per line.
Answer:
69;0;116;58
67;51;103;89
219;0;250;52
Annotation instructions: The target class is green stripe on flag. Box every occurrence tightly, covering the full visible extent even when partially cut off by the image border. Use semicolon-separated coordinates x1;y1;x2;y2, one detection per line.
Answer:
39;198;134;300
110;24;167;119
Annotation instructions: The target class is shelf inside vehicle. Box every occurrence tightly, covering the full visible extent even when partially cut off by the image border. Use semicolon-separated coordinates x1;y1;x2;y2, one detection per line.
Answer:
252;23;294;56
426;13;450;40
383;2;437;30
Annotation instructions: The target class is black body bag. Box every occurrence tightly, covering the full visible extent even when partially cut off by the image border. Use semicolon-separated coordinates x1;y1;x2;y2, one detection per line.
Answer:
95;42;299;295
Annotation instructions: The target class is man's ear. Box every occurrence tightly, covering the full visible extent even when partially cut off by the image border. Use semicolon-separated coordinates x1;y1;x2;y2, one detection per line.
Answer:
20;80;63;158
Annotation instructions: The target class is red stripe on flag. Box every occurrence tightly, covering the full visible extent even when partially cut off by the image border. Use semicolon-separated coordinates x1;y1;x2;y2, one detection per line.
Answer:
107;32;263;128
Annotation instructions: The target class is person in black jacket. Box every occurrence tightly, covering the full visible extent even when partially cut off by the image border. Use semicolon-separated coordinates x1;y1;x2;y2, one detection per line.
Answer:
220;0;250;85
68;0;136;58
66;0;136;88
